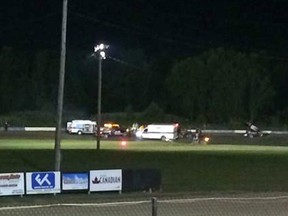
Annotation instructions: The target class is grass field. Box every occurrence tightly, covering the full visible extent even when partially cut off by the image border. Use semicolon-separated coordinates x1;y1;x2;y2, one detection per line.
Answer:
1;131;288;193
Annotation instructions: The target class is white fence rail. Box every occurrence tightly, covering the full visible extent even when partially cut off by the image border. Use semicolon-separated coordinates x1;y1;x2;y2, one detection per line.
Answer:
1;127;288;135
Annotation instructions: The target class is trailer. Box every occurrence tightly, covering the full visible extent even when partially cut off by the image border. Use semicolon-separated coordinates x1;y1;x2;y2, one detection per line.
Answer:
135;123;179;141
66;120;96;135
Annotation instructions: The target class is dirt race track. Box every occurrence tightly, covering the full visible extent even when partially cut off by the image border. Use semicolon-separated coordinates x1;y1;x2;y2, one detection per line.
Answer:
1;130;288;146
1;192;288;215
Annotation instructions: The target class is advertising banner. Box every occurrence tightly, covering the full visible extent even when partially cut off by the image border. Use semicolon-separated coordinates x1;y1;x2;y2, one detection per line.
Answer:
62;172;88;190
89;169;122;192
0;173;24;196
26;171;61;194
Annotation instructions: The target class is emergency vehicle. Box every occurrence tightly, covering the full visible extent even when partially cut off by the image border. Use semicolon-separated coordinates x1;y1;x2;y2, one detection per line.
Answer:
66;120;96;135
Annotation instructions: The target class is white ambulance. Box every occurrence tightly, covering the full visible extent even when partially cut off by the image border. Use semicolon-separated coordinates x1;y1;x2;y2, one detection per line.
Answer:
66;120;96;135
135;123;179;141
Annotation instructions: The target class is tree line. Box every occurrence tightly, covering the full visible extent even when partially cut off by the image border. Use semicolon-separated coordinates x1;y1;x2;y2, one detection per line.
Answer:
1;46;288;127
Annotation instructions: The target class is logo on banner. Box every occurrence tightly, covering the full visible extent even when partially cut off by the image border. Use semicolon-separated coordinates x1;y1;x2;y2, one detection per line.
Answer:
32;173;55;189
92;177;101;184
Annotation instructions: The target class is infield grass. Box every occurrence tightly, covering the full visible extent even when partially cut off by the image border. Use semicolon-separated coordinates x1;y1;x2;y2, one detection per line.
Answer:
1;132;288;193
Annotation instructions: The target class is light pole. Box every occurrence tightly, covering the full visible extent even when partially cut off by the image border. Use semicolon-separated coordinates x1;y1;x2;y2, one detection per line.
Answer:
55;0;68;171
94;43;109;150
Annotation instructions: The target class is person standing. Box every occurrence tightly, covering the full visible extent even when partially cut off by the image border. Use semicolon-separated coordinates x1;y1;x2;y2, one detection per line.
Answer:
4;121;9;131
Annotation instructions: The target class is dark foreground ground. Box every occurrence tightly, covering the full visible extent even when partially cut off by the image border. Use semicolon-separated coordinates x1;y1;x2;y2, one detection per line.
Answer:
1;131;288;216
1;191;288;216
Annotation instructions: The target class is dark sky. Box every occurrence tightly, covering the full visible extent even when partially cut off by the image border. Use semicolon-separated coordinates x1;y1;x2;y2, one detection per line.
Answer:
1;0;288;56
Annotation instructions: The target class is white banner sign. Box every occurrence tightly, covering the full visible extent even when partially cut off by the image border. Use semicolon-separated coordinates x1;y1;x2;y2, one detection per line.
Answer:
0;173;24;196
62;173;88;190
26;171;61;194
89;169;122;192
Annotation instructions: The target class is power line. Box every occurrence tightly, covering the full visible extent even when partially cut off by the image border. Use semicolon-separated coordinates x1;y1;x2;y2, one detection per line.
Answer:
68;11;207;50
107;55;149;72
0;12;61;34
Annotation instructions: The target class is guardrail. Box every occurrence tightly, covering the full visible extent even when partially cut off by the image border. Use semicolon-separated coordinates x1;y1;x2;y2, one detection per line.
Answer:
186;129;288;135
1;127;288;135
0;127;60;132
203;129;288;135
24;127;56;131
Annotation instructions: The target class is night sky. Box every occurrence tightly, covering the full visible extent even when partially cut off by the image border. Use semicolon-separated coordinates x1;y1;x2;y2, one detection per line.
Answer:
1;0;288;57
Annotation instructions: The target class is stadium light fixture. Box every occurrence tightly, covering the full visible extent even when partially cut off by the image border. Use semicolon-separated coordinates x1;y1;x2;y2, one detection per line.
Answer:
93;43;109;150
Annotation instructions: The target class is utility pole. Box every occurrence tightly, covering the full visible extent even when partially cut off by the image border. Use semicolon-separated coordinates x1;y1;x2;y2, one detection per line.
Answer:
55;0;68;171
